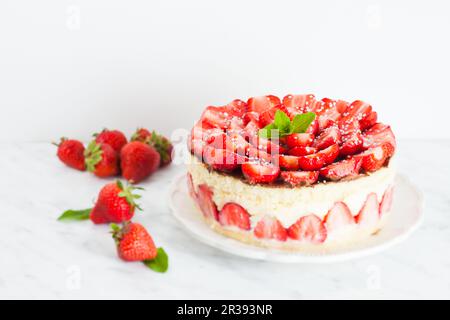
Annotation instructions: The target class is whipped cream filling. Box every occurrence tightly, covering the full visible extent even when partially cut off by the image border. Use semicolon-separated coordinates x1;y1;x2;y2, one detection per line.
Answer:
188;156;396;228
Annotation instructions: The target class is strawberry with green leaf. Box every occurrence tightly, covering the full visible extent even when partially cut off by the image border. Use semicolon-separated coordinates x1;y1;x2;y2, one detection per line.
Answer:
111;222;169;273
57;180;143;224
84;141;119;178
258;110;316;140
131;129;173;167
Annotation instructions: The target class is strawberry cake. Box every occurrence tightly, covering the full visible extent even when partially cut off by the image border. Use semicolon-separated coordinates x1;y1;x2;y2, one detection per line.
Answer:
187;94;396;251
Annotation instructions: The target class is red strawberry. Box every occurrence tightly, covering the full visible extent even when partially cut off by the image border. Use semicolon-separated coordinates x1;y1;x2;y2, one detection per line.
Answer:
84;141;119;178
298;144;339;171
315;98;342;131
360;111;378;130
243;120;260;138
247;95;281;114
282;94;316;112
249;136;285;155
90;181;141;224
242;161;280;184
280;171;319;187
218;203;251;230
145;131;174;167
55;138;86;171
355;193;379;226
305;119;319;135
362;123;396;157
287;146;317;157
285;133;314;148
340;131;364;156
112;222;157;262
131;128;152;143
245;146;273;163
203;146;244;172
379;186;394;217
201;106;244;130
335;99;349;113
323;202;355;233
319;157;362;181
313;126;341;150
287;215;327;243
227;131;251;155
254;216;287;241
279;155;301;171
190;121;223;143
243;111;260;125
120;141;160;183
355;145;388;172
225;99;248;118
94;129;128;153
259;105;287;127
197;184;219;221
341;100;373;129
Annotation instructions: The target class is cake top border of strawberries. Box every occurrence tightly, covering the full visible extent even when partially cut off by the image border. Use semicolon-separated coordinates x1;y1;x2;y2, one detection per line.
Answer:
188;94;396;187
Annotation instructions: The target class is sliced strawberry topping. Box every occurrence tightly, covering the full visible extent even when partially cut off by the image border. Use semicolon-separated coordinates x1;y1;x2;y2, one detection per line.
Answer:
197;184;219;221
335;99;349;113
313;126;341;150
280;171;319;187
249;136;285;155
314;98;342;131
340;131;364;156
218;203;251;230
298;144;339;171
355;193;379;227
187;173;197;199
259;104;288;127
285;133;314;148
362;123;396;157
379;186;394;217
354;145;389;172
341;100;373;129
243;112;260;125
323;202;355;233
191;121;223;142
319;157;362;181
360;111;378;130
279;155;301;171
203;146;245;172
243;120;261;138
241;161;280;184
287;146;317;157
282;94;316;112
246;146;273;163
225;99;248;118
287;215;327;243
227;131;251;155
254;216;287;241
247;95;281;114
305;119;319;135
201;106;244;130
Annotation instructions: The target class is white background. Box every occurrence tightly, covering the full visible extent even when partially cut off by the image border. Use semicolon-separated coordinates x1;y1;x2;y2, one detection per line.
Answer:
0;0;449;142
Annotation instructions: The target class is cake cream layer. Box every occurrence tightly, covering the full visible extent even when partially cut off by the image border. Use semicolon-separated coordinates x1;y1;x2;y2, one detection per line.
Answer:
188;156;396;228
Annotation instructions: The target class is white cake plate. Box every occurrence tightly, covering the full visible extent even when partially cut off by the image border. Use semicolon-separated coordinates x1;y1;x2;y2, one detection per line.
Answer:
168;173;423;263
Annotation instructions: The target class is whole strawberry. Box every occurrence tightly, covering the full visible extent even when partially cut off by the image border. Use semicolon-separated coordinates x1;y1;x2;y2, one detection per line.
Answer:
111;222;157;261
111;222;169;272
54;138;86;171
120;141;160;183
94;129;128;153
131;129;173;167
90;181;142;224
131;128;152;143
84;141;119;177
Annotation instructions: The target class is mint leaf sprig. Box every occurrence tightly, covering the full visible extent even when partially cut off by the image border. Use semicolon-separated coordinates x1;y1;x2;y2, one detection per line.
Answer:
258;110;316;139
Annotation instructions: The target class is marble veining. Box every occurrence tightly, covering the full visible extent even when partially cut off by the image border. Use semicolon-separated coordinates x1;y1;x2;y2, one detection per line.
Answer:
0;140;449;299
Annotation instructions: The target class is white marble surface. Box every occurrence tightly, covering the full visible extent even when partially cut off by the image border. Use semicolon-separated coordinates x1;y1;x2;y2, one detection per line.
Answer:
0;140;449;299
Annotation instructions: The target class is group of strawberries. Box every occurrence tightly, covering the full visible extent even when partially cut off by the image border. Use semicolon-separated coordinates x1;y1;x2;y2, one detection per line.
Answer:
189;94;396;186
55;128;173;183
56;128;173;272
59;180;168;273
